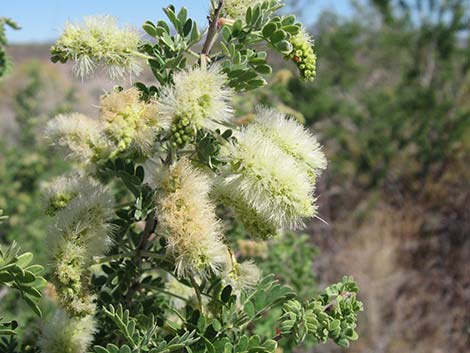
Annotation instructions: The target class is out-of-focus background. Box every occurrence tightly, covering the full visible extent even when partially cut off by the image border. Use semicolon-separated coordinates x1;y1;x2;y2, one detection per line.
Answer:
1;0;469;352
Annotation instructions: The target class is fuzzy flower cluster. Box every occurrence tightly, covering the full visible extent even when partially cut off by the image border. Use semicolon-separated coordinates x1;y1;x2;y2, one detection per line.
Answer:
47;175;114;316
237;239;268;258
46;88;167;163
223;0;265;20
43;174;105;216
216;108;326;239
39;309;97;353
226;260;262;291
155;158;229;277
289;29;317;81
251;108;327;180
100;88;170;154
51;15;142;80
158;65;233;146
45;113;108;164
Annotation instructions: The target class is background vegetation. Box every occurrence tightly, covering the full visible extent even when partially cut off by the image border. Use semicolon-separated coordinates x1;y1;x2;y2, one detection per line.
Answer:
1;0;469;352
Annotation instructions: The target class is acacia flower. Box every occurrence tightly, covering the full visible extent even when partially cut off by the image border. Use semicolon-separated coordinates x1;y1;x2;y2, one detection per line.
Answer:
51;15;143;80
251;108;327;180
52;241;97;316
158;65;233;146
289;28;317;81
53;181;114;257
49;179;114;316
45;113;110;164
227;260;262;291
43;174;100;216
223;0;265;20
237;239;268;258
215;189;279;239
155;158;229;277
217;127;316;238
100;88;170;155
39;309;96;353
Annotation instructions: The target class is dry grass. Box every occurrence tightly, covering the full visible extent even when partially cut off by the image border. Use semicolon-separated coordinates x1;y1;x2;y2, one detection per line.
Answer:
308;150;470;353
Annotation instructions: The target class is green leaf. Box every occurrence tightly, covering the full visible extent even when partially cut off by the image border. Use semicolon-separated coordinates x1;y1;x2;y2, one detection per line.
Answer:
120;345;132;353
183;19;193;37
232;20;243;37
177;7;188;24
282;15;296;26
164;6;181;33
16;269;36;283
212;319;222;332
255;64;272;75
262;340;277;351
276;40;293;54
283;25;301;35
23;296;42;317
25;264;43;274
15;252;33;268
0;271;14;283
160;32;175;49
135;165;145;182
106;344;120;353
190;22;201;42
262;23;277;38
244;301;255;318
221;285;232;303
157;20;170;34
143;21;157;37
20;285;41;298
270;30;287;43
246;6;252;24
222;26;232;42
93;346;109;353
0;329;16;335
30;276;47;289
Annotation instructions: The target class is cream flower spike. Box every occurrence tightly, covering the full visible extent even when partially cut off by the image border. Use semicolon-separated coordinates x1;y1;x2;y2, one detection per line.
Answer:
155;158;230;277
48;176;114;316
100;88;170;155
227;260;262;291
251;107;327;180
223;0;265;20
39;309;96;353
53;179;115;257
217;125;317;239
51;15;143;80
42;174;102;216
158;64;233;146
45;113;110;164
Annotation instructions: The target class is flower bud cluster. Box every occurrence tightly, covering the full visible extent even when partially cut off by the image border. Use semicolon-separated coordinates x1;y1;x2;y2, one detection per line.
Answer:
289;29;317;81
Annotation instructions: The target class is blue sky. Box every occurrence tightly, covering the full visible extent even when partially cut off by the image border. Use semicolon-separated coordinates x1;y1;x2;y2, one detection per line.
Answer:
4;0;355;43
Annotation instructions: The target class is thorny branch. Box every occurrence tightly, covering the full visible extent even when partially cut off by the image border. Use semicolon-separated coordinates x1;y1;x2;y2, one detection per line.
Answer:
201;0;225;57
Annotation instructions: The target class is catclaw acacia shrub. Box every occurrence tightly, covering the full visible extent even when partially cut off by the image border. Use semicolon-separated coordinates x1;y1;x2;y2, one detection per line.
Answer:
1;1;364;352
